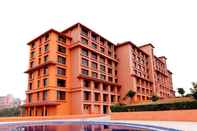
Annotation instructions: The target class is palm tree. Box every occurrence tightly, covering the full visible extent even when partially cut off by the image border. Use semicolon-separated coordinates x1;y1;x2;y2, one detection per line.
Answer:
177;88;185;96
190;82;197;100
150;95;159;102
123;90;136;104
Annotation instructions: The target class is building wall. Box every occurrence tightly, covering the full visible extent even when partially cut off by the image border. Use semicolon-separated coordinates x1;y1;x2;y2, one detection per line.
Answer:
116;42;174;102
24;23;174;116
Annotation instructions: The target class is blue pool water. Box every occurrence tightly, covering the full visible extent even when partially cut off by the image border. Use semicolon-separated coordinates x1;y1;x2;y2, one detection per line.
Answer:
0;120;180;131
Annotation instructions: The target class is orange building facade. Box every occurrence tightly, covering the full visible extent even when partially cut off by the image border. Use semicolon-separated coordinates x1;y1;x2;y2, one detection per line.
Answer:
24;23;175;116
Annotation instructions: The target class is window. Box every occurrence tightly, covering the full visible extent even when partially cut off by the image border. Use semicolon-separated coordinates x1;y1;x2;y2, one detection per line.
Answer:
108;42;112;49
57;79;66;87
111;95;115;102
39;48;41;54
84;92;90;100
108;51;112;56
81;48;88;57
37;92;40;100
108;60;112;66
81;38;88;45
91;33;97;41
43;66;48;75
91;52;97;60
29;94;32;103
29;73;33;79
29;83;32;90
44;44;49;51
100;38;105;45
38;58;41;64
81;69;88;76
45;33;49;41
58;35;66;43
108;68;112;74
83;80;90;87
100;74;106;80
81;28;88;37
94;93;99;101
58;56;66;64
57;91;66;100
108;77;113;82
30;61;34;68
103;94;107;102
103;84;108;91
37;80;40;89
100;65;105;72
100;56;105;63
44;55;48;62
92;72;98;78
31;51;35;58
91;62;97;70
58;45;66;53
100;47;105;53
94;82;99;89
43;78;48;87
31;42;35;48
43;91;48;100
57;67;66;76
37;69;40;76
81;58;89;67
92;43;97;49
115;70;117;75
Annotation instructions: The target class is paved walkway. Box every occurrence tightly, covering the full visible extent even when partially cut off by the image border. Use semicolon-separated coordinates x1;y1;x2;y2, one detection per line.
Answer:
117;120;197;131
0;115;197;131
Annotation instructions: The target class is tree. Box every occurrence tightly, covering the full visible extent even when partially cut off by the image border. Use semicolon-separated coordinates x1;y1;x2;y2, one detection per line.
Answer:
150;95;159;102
123;90;136;103
190;82;197;100
0;107;20;117
177;88;185;96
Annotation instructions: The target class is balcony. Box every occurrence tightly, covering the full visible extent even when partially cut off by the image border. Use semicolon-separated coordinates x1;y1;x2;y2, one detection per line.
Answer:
24;101;60;107
25;61;56;73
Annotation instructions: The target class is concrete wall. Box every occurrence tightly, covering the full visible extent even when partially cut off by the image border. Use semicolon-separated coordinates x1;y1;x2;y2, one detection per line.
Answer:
111;110;197;122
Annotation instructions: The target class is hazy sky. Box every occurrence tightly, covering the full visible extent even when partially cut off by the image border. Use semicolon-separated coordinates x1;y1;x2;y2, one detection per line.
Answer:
0;0;196;99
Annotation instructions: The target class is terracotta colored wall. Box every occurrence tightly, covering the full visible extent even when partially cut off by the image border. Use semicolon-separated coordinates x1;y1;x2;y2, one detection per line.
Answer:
111;110;197;122
0;114;106;122
116;44;135;101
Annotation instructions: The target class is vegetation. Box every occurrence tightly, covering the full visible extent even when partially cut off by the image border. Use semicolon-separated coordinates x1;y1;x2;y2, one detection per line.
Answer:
0;107;21;117
190;82;197;100
123;90;136;103
111;101;197;112
177;88;185;96
150;95;159;102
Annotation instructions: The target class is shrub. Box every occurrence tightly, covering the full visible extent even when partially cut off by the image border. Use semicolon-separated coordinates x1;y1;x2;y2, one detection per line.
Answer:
191;82;197;100
110;101;197;112
177;88;185;96
110;104;128;112
150;95;159;102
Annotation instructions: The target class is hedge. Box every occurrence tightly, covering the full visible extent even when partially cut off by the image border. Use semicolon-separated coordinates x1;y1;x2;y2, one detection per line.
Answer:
110;101;197;112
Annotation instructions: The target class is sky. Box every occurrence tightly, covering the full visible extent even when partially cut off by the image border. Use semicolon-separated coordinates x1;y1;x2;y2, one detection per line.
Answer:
0;0;196;99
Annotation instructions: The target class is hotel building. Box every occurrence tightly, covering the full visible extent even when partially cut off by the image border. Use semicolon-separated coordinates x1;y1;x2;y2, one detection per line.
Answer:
24;23;175;116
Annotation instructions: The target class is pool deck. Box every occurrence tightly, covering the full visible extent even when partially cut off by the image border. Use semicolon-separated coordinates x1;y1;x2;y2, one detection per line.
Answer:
118;120;197;131
86;116;197;131
0;116;197;131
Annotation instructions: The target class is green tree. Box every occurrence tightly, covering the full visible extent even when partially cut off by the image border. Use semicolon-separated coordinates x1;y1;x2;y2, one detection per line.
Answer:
0;107;21;117
177;88;185;96
190;82;197;100
123;90;136;103
150;95;159;102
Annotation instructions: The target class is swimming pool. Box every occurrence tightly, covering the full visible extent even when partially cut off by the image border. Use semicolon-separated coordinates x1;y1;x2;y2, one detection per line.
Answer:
0;120;181;131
